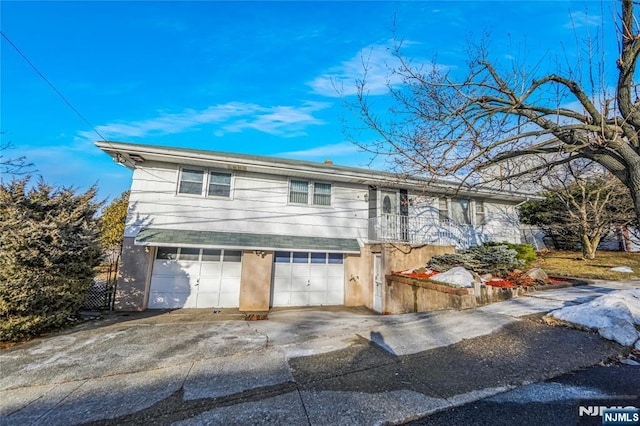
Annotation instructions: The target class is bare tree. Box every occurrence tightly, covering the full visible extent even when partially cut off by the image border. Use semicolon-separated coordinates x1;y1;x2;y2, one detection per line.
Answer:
519;161;636;259
1;133;34;177
351;1;640;223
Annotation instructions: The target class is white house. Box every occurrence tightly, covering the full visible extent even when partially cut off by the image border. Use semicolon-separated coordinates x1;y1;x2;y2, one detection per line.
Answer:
97;141;532;313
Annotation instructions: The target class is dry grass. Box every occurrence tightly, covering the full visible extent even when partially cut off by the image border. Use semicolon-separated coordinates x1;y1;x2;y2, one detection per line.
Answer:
534;250;640;280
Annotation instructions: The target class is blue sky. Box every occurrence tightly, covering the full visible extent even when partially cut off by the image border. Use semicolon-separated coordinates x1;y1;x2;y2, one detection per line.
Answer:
1;1;616;202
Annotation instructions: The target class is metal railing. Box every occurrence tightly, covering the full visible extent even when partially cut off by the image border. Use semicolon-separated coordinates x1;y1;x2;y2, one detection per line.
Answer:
368;215;475;249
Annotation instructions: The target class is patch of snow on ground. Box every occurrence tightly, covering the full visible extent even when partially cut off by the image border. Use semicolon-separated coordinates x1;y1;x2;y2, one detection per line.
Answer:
610;266;634;273
430;267;475;288
548;289;640;348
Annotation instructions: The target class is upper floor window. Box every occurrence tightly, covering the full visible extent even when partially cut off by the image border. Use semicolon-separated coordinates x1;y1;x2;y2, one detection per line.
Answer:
208;171;231;197
439;197;474;225
178;169;204;195
289;180;332;206
178;167;232;198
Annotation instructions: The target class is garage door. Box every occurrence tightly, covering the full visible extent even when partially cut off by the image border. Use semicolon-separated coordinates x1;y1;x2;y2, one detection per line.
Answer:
271;251;344;307
148;247;242;309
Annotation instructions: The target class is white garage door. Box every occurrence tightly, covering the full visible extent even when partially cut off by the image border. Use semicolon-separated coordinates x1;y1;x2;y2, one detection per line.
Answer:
271;251;345;307
148;247;242;309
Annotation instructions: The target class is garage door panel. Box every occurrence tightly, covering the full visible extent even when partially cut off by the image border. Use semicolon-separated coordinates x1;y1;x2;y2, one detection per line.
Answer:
195;292;219;308
291;265;310;279
289;291;309;306
327;264;344;278
148;291;196;309
325;291;344;305
221;263;242;277
150;275;191;293
199;263;222;277
218;292;240;308
274;264;291;278
308;292;326;305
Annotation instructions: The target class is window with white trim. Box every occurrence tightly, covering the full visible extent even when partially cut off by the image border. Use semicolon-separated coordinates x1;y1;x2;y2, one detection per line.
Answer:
178;167;232;198
178;169;204;195
289;180;332;206
475;201;486;225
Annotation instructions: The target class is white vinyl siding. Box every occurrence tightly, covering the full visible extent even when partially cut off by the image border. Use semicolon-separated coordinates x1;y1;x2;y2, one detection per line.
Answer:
126;163;372;240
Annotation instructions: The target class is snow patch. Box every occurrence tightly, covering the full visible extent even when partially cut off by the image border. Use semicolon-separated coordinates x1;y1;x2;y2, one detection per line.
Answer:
610;266;633;273
430;267;475;288
547;289;640;347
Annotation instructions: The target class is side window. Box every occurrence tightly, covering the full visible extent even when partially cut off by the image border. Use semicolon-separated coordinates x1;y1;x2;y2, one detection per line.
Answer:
208;172;231;197
475;201;486;225
438;198;449;222
157;247;178;260
313;183;332;206
290;180;309;204
179;169;204;195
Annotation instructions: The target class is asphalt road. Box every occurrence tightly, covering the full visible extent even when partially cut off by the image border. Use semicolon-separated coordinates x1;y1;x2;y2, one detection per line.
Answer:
404;363;640;426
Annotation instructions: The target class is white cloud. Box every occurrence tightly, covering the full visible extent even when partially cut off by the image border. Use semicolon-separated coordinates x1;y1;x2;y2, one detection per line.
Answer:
308;43;406;97
276;142;360;159
76;101;329;141
221;102;329;137
564;11;601;29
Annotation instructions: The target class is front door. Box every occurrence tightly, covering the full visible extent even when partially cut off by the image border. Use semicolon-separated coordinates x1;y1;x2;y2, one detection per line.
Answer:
380;190;398;240
373;254;383;313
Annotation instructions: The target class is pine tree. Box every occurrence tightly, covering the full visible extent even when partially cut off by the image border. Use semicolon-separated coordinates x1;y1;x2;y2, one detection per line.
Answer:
0;179;102;341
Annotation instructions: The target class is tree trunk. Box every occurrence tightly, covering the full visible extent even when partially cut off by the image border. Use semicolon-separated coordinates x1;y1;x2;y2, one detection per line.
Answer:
581;233;600;260
629;165;640;226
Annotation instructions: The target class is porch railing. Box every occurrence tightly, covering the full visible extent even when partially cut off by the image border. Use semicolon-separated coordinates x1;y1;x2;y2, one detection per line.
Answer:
368;215;475;249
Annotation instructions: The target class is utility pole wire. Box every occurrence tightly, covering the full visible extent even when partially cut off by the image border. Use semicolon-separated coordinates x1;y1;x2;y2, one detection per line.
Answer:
1;31;107;141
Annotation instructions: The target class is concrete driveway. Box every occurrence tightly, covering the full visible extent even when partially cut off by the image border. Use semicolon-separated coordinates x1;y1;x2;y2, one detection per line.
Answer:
1;280;638;425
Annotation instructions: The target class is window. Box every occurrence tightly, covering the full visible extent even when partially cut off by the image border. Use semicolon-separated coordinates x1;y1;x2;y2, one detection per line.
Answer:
179;169;204;195
292;252;309;263
157;247;178;260
439;198;449;222
328;253;343;264
178;247;200;261
208;172;231;197
475;201;486;225
289;180;332;206
156;247;241;262
313;183;332;206
451;199;472;225
202;249;221;262
275;251;291;263
289;180;309;204
310;252;326;264
178;167;232;198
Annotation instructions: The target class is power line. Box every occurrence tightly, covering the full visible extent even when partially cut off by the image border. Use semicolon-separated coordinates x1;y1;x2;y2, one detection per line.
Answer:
1;31;107;141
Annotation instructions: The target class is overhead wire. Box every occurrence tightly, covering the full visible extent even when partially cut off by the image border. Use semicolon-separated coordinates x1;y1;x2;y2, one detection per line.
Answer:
1;30;108;141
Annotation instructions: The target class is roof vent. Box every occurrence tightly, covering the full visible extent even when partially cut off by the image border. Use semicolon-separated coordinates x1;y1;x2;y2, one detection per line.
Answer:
324;159;333;164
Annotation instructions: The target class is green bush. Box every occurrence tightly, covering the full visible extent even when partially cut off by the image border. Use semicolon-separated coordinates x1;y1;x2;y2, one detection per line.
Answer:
427;245;525;276
0;179;102;342
483;241;537;264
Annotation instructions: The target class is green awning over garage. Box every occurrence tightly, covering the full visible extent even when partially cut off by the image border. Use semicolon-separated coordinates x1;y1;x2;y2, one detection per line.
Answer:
135;228;361;253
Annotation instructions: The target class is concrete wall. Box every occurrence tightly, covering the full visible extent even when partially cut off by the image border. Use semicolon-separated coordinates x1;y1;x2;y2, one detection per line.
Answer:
115;237;152;311
384;275;475;314
344;253;369;307
239;250;273;312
